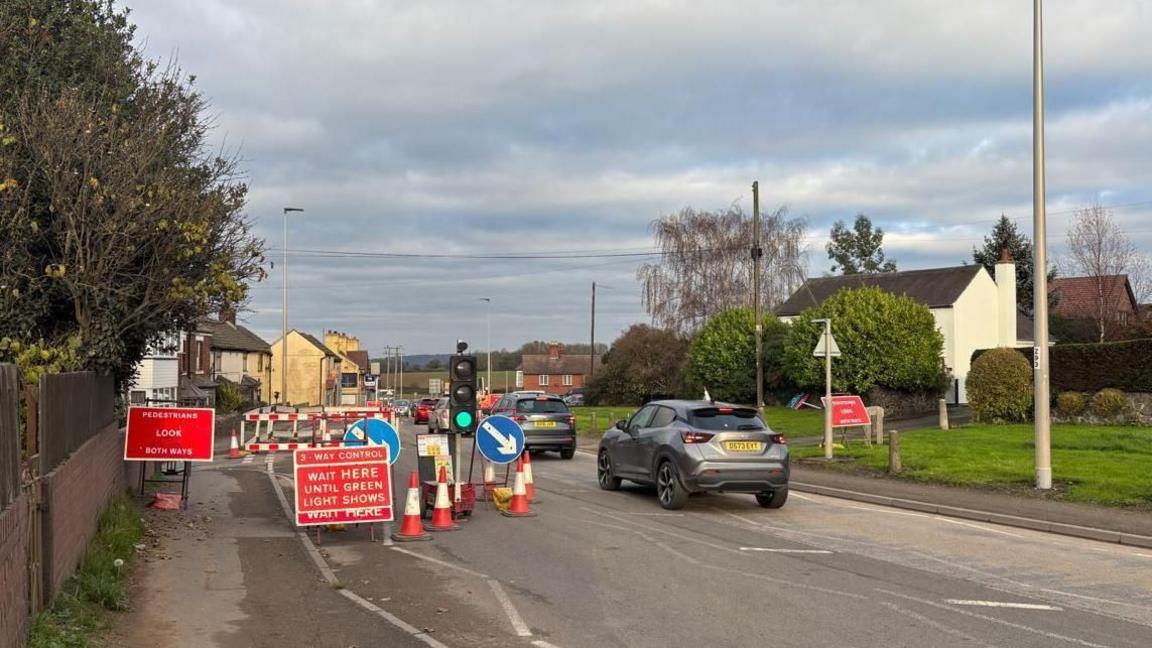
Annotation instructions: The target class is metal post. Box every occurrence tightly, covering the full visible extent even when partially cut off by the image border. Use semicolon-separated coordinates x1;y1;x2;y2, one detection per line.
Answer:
1033;0;1052;490
399;346;404;400
480;298;492;396
823;319;833;459
752;181;764;418
589;282;597;380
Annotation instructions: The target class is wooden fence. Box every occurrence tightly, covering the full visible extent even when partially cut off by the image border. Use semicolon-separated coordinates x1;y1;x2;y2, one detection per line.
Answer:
38;372;115;474
0;364;19;511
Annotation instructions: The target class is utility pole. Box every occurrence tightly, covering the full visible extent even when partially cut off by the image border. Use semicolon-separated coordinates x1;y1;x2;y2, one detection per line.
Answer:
281;207;303;407
752;181;764;417
398;346;404;400
1033;0;1052;490
813;318;834;459
589;282;597;380
480;298;492;395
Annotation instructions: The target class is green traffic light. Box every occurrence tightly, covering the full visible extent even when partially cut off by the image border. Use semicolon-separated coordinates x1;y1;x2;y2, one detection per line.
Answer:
455;410;474;428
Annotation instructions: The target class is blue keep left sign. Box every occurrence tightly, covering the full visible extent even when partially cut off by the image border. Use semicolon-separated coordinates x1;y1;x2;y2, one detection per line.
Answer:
476;415;525;465
344;418;400;465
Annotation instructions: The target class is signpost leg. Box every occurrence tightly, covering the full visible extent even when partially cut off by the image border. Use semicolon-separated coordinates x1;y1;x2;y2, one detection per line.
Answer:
453;432;462;503
240;419;246;446
181;461;191;510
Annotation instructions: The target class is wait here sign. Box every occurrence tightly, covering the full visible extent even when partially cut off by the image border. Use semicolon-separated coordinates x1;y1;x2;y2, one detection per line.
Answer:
124;406;215;462
292;446;394;527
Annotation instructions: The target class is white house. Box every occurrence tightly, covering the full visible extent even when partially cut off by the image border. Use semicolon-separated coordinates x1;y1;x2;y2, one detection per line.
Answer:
126;331;181;405
775;252;1030;403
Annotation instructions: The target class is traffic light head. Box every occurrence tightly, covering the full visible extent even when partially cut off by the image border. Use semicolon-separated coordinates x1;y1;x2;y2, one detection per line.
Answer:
449;354;478;435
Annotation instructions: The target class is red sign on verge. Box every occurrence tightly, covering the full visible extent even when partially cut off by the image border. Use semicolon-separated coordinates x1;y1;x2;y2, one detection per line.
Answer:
292;445;394;527
124;406;215;462
821;395;871;427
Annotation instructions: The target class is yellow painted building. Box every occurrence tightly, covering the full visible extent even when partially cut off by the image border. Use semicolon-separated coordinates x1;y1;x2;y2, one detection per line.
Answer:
269;330;343;406
325;331;368;405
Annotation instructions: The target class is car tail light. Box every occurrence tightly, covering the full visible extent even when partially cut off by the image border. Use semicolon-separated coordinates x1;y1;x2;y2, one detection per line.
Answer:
769;433;786;445
681;430;714;444
566;415;575;426
513;415;528;423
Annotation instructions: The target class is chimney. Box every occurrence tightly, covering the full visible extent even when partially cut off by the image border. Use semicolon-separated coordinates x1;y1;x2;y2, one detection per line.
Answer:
995;248;1017;346
548;343;562;360
219;305;236;325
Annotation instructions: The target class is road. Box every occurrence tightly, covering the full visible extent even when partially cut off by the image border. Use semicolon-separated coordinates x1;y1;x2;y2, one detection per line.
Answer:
253;417;1152;648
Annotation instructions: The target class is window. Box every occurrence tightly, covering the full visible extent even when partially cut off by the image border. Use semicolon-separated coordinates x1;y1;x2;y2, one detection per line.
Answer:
649;406;677;428
258;354;264;372
212;350;221;375
130;390;146;405
627;405;657;430
341;372;358;388
538;374;550;386
515;398;569;414
562;374;573;386
195;341;203;371
243;353;250;373
689;407;766;431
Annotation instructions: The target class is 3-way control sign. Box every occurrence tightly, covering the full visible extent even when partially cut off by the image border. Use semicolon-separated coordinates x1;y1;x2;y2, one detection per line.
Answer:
124;406;215;461
293;445;394;527
476;415;525;465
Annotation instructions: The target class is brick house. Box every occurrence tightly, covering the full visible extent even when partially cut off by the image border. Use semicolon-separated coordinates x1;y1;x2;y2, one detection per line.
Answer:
202;308;273;405
1049;275;1138;341
177;320;217;407
519;343;601;396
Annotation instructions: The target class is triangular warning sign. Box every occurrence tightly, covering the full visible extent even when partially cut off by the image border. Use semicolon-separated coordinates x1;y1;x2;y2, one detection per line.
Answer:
812;332;841;357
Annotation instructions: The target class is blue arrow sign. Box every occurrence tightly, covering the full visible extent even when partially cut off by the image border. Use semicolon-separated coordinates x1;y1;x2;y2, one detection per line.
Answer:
476;415;525;465
344;418;401;465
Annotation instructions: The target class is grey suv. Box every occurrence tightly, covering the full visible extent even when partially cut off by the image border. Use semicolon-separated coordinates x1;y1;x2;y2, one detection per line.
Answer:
492;393;576;459
596;400;788;510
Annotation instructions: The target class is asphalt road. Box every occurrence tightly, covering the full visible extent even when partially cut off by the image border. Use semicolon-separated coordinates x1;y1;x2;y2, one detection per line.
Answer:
255;417;1152;648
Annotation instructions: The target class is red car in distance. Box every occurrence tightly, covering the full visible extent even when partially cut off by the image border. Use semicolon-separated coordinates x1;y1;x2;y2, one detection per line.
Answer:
412;397;439;424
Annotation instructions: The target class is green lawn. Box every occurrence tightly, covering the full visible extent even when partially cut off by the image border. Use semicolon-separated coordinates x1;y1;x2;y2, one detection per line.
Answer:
571;406;639;436
791;423;1152;507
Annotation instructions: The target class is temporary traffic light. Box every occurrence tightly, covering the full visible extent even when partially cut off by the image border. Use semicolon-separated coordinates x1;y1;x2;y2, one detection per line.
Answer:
449;353;478;436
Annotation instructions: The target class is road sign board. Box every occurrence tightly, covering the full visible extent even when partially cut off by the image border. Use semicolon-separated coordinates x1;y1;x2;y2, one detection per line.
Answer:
293;445;393;527
476;415;525;465
364;374;377;387
344;418;401;465
820;395;871;427
812;332;842;357
429;378;443;394
124;406;215;462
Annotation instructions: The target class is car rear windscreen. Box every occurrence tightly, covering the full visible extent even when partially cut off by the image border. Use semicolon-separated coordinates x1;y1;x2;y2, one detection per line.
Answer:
515;398;569;414
689;408;766;431
420;399;438;406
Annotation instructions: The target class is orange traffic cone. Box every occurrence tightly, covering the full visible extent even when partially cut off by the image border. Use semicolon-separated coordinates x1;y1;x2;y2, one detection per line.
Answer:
523;450;537;503
483;459;499;501
228;429;244;458
428;466;459;531
501;456;536;518
392;471;432;542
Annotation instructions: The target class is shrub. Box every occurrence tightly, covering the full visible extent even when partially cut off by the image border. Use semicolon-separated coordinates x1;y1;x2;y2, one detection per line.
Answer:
782;287;947;395
1090;388;1127;419
971;338;1152;393
685;308;788;404
966;347;1032;422
1056;391;1086;418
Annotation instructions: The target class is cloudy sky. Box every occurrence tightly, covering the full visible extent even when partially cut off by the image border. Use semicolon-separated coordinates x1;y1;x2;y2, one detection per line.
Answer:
124;1;1152;354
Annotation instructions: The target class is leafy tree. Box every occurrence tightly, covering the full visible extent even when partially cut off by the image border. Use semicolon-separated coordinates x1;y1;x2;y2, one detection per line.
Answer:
0;1;264;383
971;214;1054;314
826;214;896;275
684;308;788;404
782;287;946;395
585;325;689;405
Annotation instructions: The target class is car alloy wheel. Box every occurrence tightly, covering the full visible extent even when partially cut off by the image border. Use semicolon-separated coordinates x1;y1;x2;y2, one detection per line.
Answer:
656;461;688;510
597;451;621;490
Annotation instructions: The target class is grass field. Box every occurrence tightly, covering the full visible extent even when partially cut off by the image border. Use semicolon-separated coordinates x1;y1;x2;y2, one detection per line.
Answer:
790;423;1152;507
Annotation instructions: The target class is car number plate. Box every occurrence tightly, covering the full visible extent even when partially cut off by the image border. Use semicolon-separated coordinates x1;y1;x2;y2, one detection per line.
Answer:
724;441;763;452
534;421;557;428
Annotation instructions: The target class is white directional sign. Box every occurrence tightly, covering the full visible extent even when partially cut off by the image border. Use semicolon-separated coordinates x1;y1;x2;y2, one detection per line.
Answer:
812;332;842;357
476;415;525;465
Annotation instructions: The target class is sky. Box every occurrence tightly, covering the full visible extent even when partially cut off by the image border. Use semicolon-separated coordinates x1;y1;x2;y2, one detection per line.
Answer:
123;0;1152;355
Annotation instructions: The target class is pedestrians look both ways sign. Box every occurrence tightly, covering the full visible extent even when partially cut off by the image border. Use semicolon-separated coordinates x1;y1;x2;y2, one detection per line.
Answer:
293;445;394;527
476;415;525;464
124;406;215;461
820;395;871;427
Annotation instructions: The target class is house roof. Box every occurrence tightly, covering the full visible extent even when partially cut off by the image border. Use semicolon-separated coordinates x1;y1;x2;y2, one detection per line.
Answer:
200;318;271;353
1049;275;1137;319
292;330;341;358
521;353;601;376
775;265;983;316
345;350;370;372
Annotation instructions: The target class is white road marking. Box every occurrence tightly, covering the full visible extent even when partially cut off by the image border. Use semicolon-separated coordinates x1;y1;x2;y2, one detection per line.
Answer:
532;641;566;648
789;492;818;502
739;547;834;554
945;599;1062;611
619;512;685;517
840;502;931;518
389;546;490;579
242;454;254;464
488;579;532;637
878;600;1004;648
935;517;1025;539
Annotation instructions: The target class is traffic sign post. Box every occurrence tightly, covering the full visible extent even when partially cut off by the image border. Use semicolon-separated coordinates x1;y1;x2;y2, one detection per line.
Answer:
292;445;394;527
125;406;216;509
476;415;525;465
344;417;401;465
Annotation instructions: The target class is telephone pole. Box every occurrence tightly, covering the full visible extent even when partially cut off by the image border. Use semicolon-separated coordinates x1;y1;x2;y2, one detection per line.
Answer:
589;282;597;380
1033;0;1052;490
752;182;764;417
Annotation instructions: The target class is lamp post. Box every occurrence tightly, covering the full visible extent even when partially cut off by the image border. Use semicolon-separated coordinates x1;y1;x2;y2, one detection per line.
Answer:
1032;0;1052;489
480;298;492;394
281;207;303;407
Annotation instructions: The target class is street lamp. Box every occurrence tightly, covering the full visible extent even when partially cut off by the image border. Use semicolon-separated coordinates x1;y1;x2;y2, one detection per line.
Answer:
281;207;303;408
479;298;492;394
1032;0;1052;489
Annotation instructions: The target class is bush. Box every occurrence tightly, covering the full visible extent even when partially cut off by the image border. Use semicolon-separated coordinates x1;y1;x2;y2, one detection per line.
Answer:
972;338;1152;393
1056;391;1086;418
966;347;1033;422
685;308;788;404
782;287;947;395
1090;388;1127;419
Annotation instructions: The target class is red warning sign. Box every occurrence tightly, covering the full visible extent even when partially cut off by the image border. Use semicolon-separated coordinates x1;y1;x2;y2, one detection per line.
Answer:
124;406;215;462
821;395;871;427
292;446;394;527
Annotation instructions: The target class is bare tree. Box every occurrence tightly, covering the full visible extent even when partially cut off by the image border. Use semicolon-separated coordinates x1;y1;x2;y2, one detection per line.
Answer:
637;204;807;335
1064;205;1140;342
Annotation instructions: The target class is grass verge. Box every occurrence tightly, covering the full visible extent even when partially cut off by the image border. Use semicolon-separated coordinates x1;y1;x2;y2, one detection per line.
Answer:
28;493;144;648
571;406;638;436
791;423;1152;508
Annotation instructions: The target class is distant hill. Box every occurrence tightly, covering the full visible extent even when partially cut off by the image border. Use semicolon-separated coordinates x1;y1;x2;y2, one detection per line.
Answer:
368;354;449;371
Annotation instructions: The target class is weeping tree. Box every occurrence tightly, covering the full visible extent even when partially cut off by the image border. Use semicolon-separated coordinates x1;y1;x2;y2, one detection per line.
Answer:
637;204;807;335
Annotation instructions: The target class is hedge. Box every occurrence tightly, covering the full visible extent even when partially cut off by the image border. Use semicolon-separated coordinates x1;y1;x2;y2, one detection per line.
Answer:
971;338;1152;393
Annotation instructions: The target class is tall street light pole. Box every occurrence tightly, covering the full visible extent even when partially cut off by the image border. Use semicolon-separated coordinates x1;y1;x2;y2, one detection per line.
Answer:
752;181;764;418
1032;0;1052;490
589;283;596;380
281;207;303;407
480;298;492;394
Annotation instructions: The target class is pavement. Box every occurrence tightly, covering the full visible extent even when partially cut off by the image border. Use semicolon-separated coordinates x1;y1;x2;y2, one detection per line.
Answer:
108;416;1152;647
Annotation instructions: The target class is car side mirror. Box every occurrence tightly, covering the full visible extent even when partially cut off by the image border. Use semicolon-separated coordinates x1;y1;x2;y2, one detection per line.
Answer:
614;419;626;431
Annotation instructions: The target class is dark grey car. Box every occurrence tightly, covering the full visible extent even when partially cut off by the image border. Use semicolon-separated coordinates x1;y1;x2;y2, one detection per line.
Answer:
492;393;576;459
596;400;788;510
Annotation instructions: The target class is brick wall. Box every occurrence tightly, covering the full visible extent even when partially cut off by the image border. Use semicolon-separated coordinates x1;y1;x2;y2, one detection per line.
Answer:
42;424;127;600
0;493;29;648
